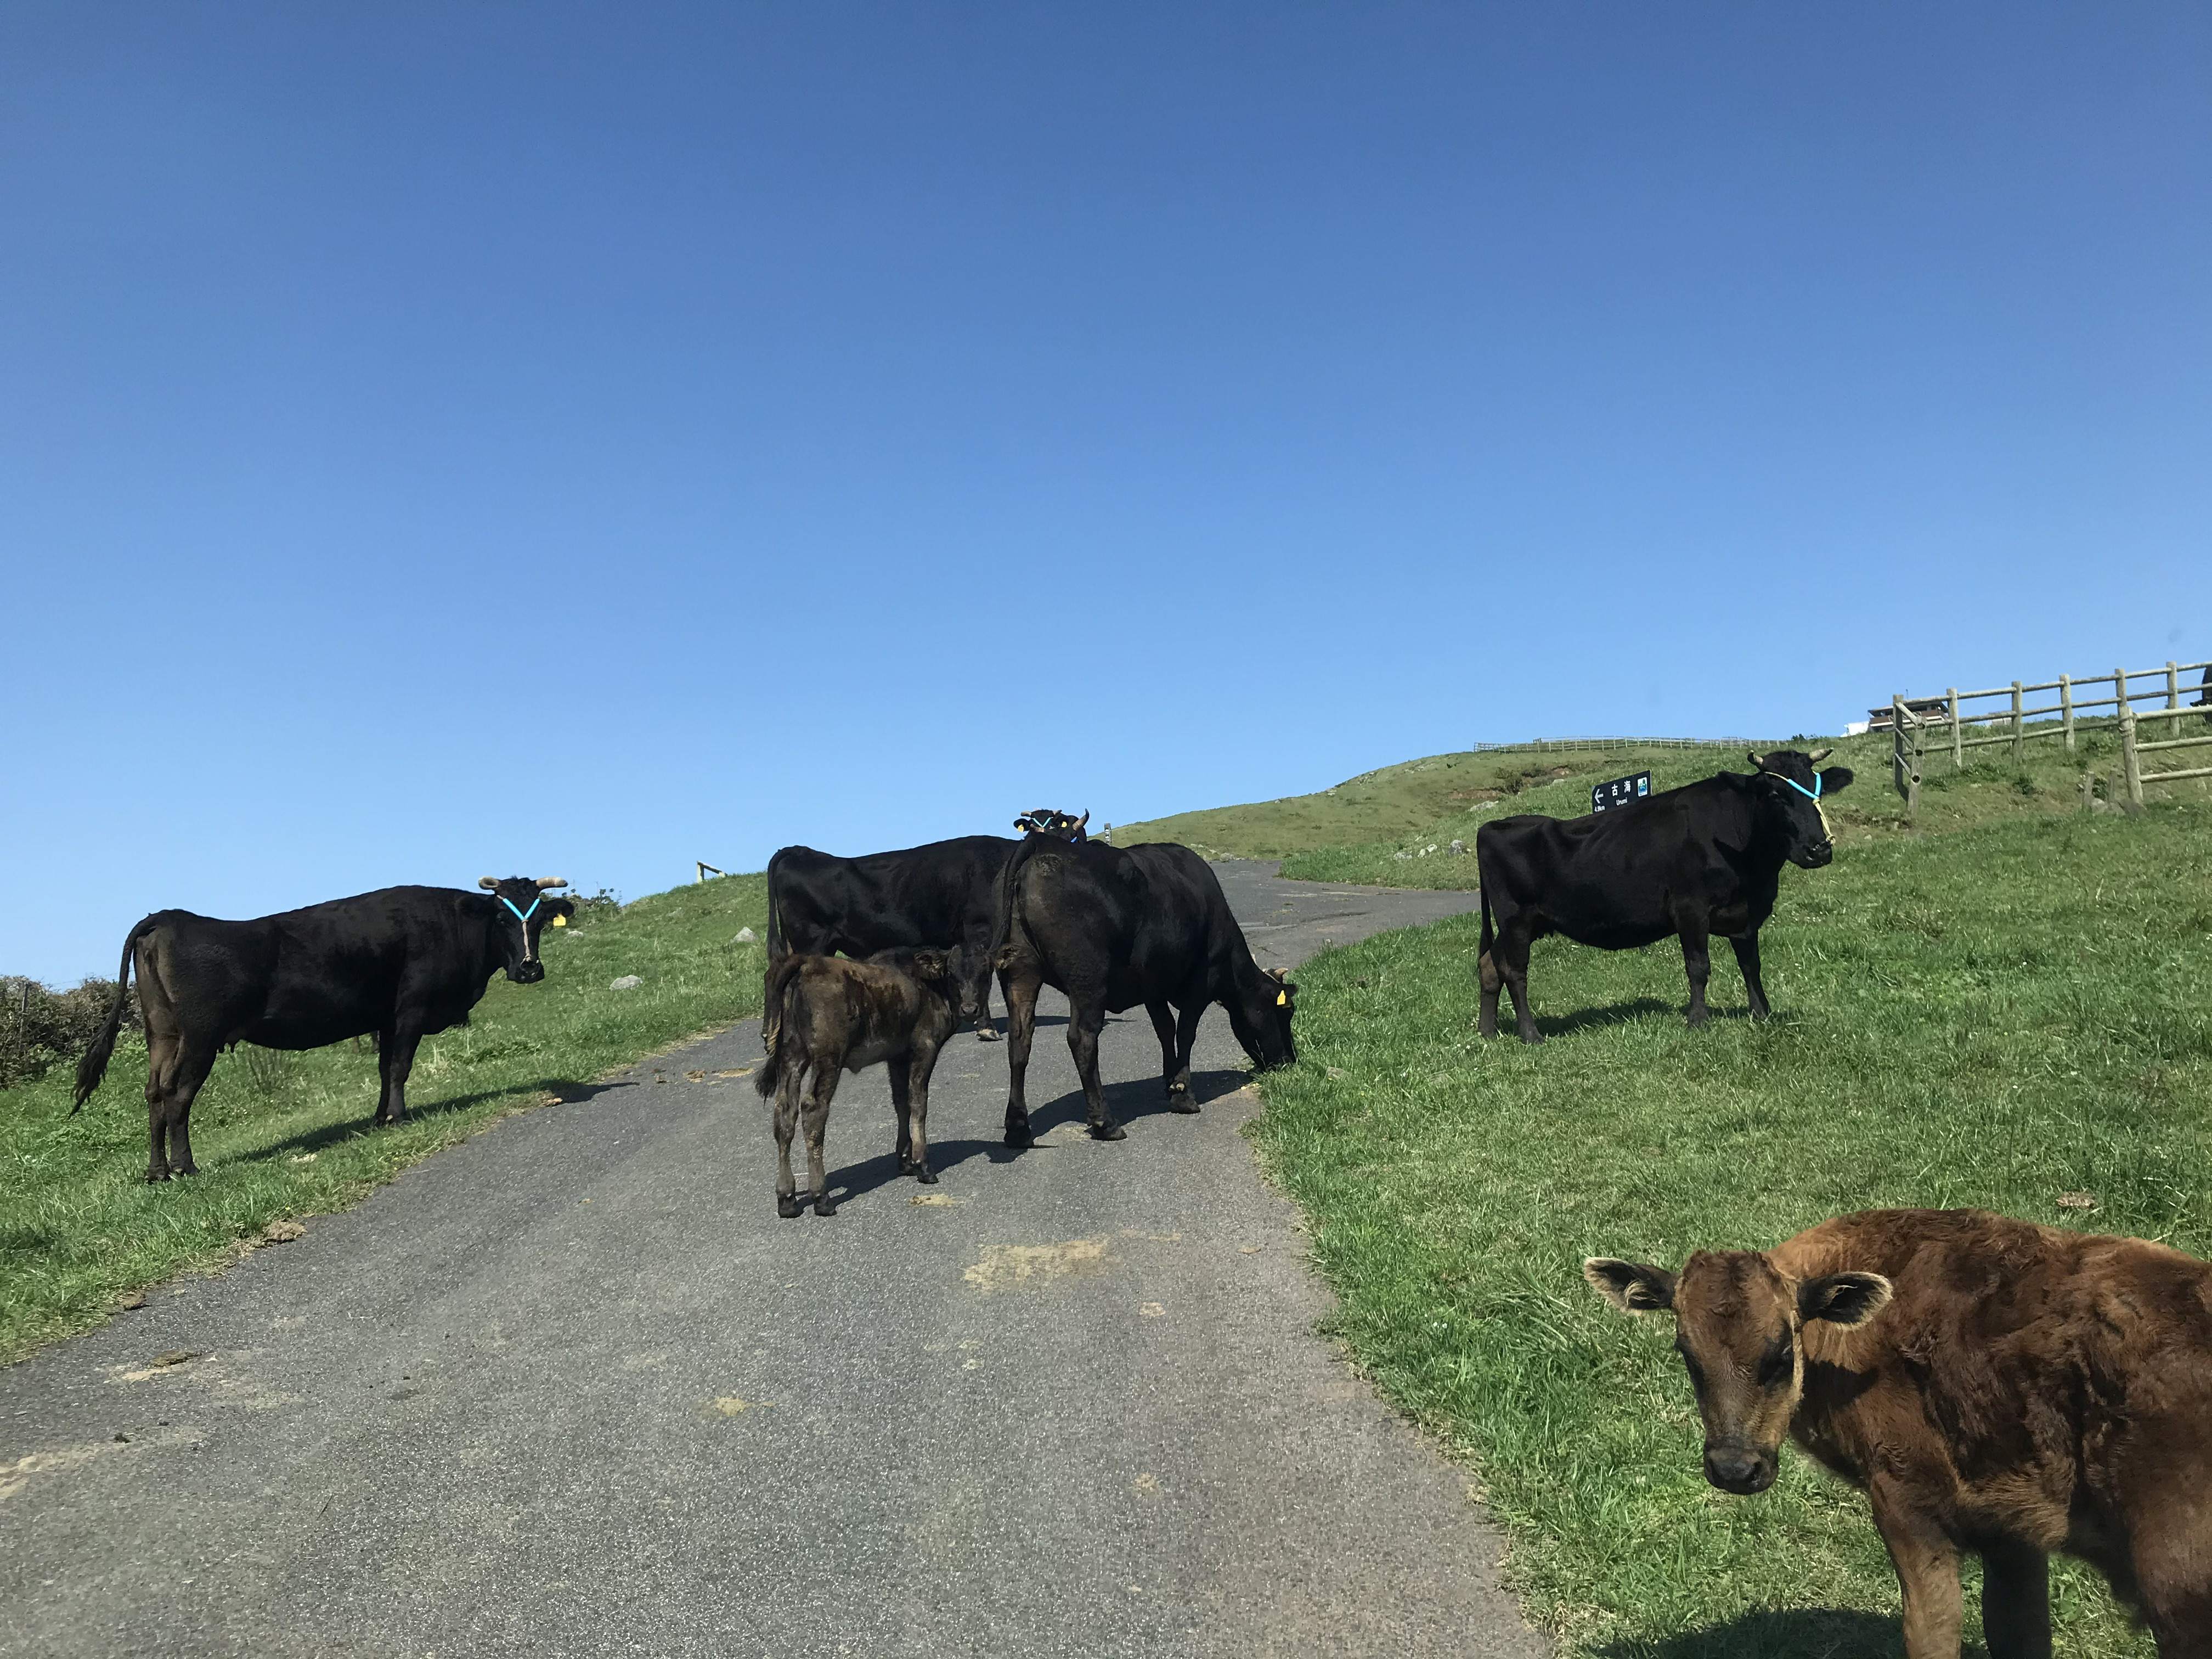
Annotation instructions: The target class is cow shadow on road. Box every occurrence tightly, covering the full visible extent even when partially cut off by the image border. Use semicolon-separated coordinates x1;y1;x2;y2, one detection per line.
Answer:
233;1077;598;1166
822;1066;1251;1209
1593;1607;1903;1658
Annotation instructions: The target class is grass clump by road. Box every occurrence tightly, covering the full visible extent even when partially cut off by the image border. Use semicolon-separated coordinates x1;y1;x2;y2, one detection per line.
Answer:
1252;786;2209;1656
0;875;769;1364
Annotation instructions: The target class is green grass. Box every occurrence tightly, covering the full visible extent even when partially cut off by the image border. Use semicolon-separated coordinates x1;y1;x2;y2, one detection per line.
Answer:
1251;771;2210;1655
0;874;768;1364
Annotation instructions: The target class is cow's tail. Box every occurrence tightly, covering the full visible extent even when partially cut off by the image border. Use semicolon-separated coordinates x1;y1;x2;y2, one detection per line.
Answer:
986;834;1048;974
1475;842;1500;997
73;916;156;1113
756;953;808;1099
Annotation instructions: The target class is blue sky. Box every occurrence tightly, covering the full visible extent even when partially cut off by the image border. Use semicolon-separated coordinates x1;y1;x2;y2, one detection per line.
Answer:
5;3;2208;982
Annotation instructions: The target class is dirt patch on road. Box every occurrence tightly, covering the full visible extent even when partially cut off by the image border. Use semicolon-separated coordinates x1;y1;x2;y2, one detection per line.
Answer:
961;1238;1114;1293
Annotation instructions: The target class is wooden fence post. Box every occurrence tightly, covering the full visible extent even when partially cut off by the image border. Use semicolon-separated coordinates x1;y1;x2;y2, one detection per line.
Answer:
2010;681;2024;763
2119;697;2143;810
2167;660;2181;739
2059;674;2074;750
1948;686;1962;769
1893;696;1920;824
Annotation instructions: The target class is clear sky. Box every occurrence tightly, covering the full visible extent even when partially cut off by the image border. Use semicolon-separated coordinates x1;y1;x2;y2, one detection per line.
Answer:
5;3;2208;983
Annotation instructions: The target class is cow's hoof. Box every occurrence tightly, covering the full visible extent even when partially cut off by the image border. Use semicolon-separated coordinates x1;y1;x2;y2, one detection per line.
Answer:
144;1170;170;1184
1166;1092;1199;1115
1090;1121;1127;1141
172;1162;199;1177
1518;1032;1545;1047
1004;1119;1034;1148
975;1027;1003;1043
914;1166;938;1184
777;1194;804;1218
815;1197;838;1218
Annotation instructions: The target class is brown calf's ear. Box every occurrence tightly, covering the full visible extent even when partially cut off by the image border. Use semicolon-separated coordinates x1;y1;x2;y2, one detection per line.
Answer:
1798;1272;1892;1327
478;877;501;890
1584;1257;1678;1314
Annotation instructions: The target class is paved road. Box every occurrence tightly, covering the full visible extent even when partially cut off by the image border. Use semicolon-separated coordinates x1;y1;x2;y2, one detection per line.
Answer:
1;862;1543;1658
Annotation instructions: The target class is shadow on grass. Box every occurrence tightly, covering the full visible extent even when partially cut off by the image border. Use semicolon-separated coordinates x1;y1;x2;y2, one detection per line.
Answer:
1518;997;1764;1040
1595;1608;1905;1659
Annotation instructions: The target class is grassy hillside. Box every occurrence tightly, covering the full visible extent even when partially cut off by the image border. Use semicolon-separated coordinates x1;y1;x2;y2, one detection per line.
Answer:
1250;752;2210;1655
0;874;769;1363
1111;742;1771;868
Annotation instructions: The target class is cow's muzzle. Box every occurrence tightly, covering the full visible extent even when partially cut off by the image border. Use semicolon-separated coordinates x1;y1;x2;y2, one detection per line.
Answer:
1794;841;1834;870
509;961;545;985
1702;1443;1776;1494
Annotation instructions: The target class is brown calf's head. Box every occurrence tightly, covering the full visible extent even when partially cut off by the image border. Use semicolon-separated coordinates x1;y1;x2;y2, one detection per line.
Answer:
1745;748;1854;870
1584;1249;1892;1495
477;876;574;984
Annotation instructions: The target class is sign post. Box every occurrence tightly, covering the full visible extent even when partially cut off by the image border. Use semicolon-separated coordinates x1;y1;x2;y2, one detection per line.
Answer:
1590;772;1652;815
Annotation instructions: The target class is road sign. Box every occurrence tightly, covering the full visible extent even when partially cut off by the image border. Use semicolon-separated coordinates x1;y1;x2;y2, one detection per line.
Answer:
1591;771;1652;814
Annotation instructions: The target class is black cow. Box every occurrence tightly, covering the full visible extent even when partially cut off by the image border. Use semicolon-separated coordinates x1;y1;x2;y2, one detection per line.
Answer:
1476;749;1853;1043
2198;664;2210;722
992;838;1296;1145
73;877;575;1181
765;815;1090;1043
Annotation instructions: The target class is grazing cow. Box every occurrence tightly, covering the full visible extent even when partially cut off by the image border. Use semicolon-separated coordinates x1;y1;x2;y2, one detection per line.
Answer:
1586;1209;2212;1658
73;878;575;1182
754;947;961;1217
1476;748;1853;1042
991;838;1295;1145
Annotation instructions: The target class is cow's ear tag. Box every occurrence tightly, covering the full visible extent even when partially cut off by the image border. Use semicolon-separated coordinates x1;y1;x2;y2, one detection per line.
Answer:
552;914;567;927
1276;990;1288;1006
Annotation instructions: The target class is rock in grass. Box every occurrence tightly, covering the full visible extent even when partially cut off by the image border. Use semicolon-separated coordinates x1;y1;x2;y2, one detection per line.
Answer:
610;974;644;991
733;927;758;944
1449;839;1466;855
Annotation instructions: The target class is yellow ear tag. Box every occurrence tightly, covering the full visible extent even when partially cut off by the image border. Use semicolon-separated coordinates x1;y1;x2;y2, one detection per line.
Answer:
552;915;567;927
1276;990;1288;1006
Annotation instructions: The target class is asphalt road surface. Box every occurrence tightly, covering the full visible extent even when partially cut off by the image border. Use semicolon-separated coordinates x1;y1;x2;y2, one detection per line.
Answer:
2;861;1548;1658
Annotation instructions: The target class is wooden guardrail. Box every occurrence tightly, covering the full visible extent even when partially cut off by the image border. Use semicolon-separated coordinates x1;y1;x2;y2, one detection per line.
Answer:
1886;658;2211;821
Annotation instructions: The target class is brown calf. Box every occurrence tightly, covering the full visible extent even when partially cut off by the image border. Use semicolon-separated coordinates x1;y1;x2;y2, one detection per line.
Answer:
755;948;961;1217
1587;1208;2212;1658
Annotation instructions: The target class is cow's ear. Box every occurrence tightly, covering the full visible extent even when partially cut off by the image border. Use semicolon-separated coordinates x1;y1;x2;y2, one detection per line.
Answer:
1819;766;1854;794
1584;1258;1678;1314
912;950;948;981
1799;1272;1891;1327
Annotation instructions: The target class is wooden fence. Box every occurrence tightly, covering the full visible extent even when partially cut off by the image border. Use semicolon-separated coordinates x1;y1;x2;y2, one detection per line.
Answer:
1470;736;1781;754
1887;658;2212;819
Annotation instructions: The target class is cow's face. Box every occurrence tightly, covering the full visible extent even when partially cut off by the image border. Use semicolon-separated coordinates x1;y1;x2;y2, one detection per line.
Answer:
477;876;574;984
1747;749;1854;869
1013;808;1088;843
1229;967;1297;1071
1585;1250;1891;1495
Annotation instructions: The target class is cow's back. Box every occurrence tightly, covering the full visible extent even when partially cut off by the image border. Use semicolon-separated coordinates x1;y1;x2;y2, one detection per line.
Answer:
1778;1209;2212;1538
770;836;1013;952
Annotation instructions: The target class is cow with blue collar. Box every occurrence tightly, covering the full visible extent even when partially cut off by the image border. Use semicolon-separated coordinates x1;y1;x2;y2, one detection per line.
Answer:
1475;749;1853;1042
73;876;575;1180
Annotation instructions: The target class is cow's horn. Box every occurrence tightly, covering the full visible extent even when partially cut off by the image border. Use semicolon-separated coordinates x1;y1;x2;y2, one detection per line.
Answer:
1076;809;1090;829
535;876;569;890
1746;749;1765;768
1807;747;1832;764
478;877;501;890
